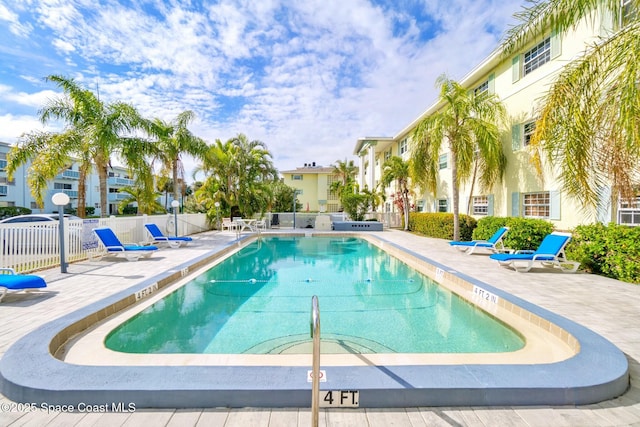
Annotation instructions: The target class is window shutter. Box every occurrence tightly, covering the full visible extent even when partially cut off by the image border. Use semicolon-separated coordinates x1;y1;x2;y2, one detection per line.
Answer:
549;191;561;220
488;194;494;216
488;73;495;94
550;30;562;59
446;198;451;213
596;186;612;223
511;124;522;151
511;55;521;83
511;192;521;217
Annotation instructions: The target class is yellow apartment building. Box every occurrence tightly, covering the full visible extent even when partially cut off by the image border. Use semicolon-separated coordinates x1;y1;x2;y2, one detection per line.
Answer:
354;3;638;230
281;162;343;213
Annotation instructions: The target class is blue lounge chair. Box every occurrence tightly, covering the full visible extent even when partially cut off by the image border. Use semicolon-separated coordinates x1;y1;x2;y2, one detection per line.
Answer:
449;226;509;255
144;223;192;248
489;232;580;273
0;268;47;302
93;227;158;261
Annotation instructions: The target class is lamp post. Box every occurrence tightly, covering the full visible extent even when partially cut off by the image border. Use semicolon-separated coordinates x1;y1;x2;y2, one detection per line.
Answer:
171;199;179;237
293;190;300;229
214;201;220;230
51;192;70;273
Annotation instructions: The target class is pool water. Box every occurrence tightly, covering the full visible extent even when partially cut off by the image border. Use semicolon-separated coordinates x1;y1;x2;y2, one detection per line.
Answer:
105;236;524;354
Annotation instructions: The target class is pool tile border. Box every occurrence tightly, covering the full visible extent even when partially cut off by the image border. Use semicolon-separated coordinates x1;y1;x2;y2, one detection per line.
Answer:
0;232;629;408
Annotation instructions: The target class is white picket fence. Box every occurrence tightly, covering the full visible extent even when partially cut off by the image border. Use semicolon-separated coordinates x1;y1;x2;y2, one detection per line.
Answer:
0;214;211;274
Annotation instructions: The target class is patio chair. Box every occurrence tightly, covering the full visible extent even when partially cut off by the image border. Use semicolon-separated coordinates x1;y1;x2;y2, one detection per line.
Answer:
144;223;192;248
221;217;237;231
0;268;47;303
93;227;159;261
489;232;580;273
449;226;509;255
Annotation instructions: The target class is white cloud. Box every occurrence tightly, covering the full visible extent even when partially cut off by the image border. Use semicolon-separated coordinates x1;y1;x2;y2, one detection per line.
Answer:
0;114;53;143
0;0;528;174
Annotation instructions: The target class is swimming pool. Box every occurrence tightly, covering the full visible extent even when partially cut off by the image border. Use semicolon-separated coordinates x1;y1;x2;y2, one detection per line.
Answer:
105;236;524;355
0;232;629;408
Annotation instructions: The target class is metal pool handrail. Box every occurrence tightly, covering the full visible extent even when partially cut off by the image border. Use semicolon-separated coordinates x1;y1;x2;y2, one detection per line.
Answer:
310;295;320;427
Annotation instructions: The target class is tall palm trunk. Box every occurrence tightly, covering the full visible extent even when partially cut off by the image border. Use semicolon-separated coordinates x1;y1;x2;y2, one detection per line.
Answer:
172;157;180;204
451;148;460;241
97;163;109;218
77;162;91;218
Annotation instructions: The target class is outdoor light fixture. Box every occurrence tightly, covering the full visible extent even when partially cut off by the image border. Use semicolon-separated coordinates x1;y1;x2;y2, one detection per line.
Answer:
214;201;220;230
51;192;70;273
171;199;180;237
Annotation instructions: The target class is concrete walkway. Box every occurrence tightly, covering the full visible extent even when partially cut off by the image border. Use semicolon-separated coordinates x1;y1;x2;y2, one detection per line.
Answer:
1;229;640;426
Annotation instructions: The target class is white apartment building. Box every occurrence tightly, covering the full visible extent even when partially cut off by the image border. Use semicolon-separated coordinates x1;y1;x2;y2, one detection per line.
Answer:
354;3;639;229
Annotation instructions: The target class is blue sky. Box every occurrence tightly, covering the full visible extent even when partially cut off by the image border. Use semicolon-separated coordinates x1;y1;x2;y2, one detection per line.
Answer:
0;0;526;178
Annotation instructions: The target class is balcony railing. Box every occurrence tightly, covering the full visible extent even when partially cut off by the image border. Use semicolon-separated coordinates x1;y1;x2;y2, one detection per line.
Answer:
107;177;135;187
57;170;80;180
108;193;129;202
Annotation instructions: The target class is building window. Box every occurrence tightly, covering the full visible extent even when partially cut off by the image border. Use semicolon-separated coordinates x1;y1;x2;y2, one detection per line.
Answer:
54;183;73;190
619;195;640;226
523;192;550;218
523;121;536;146
292;175;303;180
473;196;489;215
439;153;448;170
30;202;38;209
474;80;489;97
523;37;551;76
384;150;391;162
399;138;408;155
438;199;448;213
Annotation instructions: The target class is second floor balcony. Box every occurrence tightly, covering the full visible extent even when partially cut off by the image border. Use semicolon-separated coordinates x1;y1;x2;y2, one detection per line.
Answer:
56;170;80;180
108;193;129;202
108;177;135;187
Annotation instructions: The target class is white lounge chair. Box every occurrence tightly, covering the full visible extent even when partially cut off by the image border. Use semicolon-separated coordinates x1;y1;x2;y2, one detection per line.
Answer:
489;232;580;273
0;268;47;303
449;226;509;255
94;227;159;261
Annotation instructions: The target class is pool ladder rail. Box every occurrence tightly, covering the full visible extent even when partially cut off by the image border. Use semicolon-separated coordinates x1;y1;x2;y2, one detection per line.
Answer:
311;295;320;427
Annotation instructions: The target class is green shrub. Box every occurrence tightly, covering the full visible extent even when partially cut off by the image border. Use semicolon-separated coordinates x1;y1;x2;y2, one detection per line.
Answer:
472;216;509;240
567;223;640;284
0;206;31;220
409;212;476;240
472;216;553;251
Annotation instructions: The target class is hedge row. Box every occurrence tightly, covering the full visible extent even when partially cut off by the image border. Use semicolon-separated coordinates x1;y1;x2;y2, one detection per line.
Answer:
472;216;554;252
408;212;476;241
565;223;640;284
0;206;31;220
407;213;640;284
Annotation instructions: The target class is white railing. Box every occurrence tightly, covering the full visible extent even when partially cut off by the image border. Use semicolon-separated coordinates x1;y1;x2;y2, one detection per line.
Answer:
0;213;211;273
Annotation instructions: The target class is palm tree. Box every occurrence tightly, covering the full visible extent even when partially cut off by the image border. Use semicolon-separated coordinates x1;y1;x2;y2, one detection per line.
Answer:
380;156;412;231
148;110;208;205
7;75;155;217
7;129;89;213
330;159;358;198
411;75;507;241
117;185;164;215
195;134;278;221
502;0;640;216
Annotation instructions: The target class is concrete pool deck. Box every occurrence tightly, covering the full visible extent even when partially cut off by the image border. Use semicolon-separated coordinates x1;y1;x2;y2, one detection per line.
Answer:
1;229;640;425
